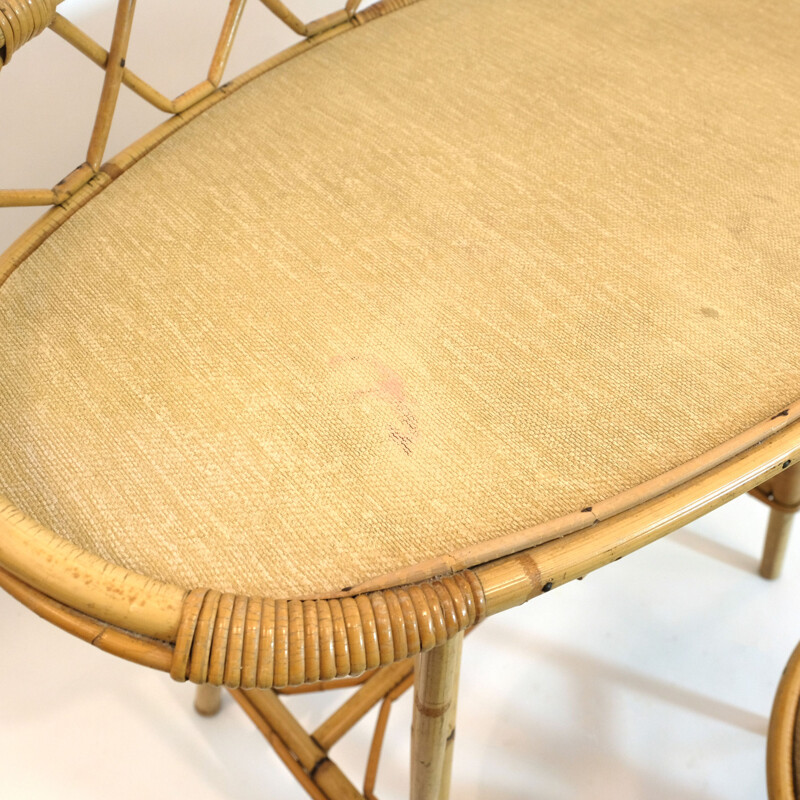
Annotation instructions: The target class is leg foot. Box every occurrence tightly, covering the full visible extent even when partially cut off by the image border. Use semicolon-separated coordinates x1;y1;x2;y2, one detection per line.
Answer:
194;683;222;716
411;633;464;800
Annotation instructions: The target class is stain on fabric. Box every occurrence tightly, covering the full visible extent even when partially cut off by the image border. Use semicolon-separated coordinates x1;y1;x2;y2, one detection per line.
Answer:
330;354;419;455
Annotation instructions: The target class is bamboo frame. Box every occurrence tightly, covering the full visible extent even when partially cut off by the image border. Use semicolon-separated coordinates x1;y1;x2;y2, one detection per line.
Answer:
2;417;799;689
194;632;465;799
2;418;797;800
2;0;800;797
228;657;417;799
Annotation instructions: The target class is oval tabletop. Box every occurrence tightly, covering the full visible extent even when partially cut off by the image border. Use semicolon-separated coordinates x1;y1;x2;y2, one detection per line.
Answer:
1;0;800;602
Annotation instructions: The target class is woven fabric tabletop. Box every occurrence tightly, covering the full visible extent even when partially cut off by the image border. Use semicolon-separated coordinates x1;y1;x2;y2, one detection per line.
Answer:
1;0;800;597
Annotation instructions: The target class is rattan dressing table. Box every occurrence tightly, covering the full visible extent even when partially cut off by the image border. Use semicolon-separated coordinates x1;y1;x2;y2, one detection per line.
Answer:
2;0;800;797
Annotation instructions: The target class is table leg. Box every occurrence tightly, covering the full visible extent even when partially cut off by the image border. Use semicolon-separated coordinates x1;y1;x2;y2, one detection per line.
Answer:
194;683;222;716
761;463;800;579
410;632;464;800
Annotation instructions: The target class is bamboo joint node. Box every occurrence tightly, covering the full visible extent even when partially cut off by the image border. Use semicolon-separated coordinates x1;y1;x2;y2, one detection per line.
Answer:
170;571;485;689
0;0;58;68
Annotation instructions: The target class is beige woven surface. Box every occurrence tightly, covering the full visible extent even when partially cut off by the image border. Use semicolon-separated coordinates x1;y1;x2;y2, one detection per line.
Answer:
2;0;800;598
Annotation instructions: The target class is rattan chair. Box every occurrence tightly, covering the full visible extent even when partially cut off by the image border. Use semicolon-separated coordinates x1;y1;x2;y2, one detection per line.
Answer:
2;0;800;797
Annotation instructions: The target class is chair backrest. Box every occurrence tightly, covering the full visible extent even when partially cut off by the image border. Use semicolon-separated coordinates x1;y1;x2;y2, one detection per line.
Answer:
768;640;800;799
0;0;371;211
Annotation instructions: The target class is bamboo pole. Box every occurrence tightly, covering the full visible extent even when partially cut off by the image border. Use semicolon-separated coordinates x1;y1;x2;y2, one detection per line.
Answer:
314;659;414;749
476;435;800;618
235;688;364;800
0;163;93;208
760;464;800;579
410;632;463;800
208;0;248;85
365;697;395;800
436;637;462;800
257;0;308;36
0;189;58;207
229;689;330;800
86;0;137;171
762;512;795;580
364;672;415;799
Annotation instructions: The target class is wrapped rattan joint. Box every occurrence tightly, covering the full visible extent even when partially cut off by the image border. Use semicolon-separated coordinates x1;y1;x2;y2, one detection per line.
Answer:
0;0;60;69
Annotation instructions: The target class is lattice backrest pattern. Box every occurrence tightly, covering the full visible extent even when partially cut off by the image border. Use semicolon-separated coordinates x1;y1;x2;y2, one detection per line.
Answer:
0;0;366;209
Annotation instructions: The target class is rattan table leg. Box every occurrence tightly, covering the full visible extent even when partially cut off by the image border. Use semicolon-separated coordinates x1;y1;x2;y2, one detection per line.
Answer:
194;684;222;716
410;632;463;800
761;464;800;579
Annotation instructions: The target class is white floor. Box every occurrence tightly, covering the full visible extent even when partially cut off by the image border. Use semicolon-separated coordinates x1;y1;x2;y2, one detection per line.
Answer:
2;494;799;799
3;1;800;798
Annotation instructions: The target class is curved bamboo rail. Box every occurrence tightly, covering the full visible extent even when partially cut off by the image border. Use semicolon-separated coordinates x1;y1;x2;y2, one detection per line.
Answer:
768;640;800;799
2;417;800;689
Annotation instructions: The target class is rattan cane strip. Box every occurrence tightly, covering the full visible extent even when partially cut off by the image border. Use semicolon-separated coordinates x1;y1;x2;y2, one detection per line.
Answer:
188;590;222;684
384;591;407;662
369;592;395;666
170;574;485;689
303;600;321;685
288;599;306;686
224;594;249;687
241;593;263;689
274;599;290;687
317;601;336;681
330;599;350;677
257;598;277;687
170;588;206;682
